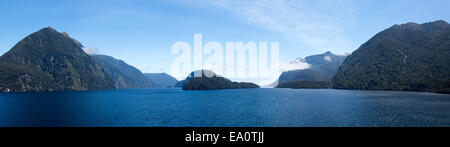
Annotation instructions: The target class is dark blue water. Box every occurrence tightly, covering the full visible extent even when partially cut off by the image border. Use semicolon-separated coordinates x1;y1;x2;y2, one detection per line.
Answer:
0;88;449;127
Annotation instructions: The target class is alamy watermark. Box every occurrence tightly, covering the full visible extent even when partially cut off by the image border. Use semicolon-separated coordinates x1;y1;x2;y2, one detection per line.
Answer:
171;34;280;83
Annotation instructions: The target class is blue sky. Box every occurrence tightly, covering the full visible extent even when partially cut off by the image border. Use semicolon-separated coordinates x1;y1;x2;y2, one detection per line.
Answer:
0;0;449;80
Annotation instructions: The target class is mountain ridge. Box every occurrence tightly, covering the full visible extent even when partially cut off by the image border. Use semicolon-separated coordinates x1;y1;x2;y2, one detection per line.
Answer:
278;51;347;85
0;27;116;92
332;20;450;93
91;54;155;89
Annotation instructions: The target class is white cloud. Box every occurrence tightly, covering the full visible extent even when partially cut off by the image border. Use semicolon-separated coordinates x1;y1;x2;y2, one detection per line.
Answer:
278;62;310;72
82;47;98;55
324;56;332;62
177;0;355;51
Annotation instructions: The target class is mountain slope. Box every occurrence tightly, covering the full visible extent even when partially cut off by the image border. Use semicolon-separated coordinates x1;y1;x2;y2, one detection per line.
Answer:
304;51;348;79
277;80;332;89
145;73;178;88
332;20;450;93
278;51;347;84
91;55;155;89
278;69;325;83
0;27;115;92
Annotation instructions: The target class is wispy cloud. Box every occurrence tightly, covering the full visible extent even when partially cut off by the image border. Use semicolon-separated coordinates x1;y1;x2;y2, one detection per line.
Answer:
278;62;310;72
178;0;355;51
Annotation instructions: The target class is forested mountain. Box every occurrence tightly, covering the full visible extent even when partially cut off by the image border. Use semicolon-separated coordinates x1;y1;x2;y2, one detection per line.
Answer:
279;69;326;83
278;51;347;84
277;51;347;89
0;27;115;92
332;20;450;93
277;81;332;89
182;70;259;90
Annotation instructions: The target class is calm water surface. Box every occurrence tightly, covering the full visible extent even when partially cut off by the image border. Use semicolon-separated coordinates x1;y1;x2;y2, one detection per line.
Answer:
0;88;449;127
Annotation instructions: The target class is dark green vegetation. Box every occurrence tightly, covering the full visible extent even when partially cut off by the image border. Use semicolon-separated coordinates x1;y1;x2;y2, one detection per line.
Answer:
332;20;450;94
277;81;332;89
183;77;260;90
0;27;115;92
279;69;325;83
91;55;155;89
175;70;217;87
277;51;347;89
145;73;178;88
180;70;260;90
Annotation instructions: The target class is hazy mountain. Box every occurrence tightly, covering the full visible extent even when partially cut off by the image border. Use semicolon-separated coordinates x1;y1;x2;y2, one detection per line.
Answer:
332;20;450;93
181;70;259;90
278;51;347;84
305;51;348;79
145;73;178;88
0;27;115;92
279;69;325;83
91;55;155;89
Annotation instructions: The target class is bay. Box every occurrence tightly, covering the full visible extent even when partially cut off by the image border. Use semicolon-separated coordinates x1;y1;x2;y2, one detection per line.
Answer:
0;88;449;127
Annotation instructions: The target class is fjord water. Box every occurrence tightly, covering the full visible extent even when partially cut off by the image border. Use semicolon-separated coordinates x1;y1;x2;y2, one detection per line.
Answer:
0;88;449;127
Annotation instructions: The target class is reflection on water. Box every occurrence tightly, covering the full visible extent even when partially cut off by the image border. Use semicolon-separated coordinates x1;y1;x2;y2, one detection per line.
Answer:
0;88;449;127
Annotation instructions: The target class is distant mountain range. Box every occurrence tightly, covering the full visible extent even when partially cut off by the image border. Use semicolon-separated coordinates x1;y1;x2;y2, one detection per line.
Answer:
0;27;179;92
333;20;450;93
0;27;115;92
1;20;448;93
277;51;347;88
91;55;155;89
145;73;178;88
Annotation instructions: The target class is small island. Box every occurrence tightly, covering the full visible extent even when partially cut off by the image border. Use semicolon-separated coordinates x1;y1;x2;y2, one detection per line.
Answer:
180;70;260;90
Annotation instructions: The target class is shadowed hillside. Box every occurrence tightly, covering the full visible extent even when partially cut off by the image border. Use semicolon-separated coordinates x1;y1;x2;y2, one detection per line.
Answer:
0;27;115;92
333;20;450;93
